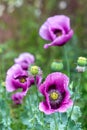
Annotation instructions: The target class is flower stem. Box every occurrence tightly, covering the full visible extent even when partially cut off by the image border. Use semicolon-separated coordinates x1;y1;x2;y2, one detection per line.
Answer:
34;77;45;130
58;113;62;124
64;46;70;77
34;77;39;104
65;74;81;130
54;113;59;130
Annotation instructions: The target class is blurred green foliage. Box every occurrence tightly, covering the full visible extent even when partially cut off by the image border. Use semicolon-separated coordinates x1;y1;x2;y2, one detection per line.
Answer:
0;0;87;129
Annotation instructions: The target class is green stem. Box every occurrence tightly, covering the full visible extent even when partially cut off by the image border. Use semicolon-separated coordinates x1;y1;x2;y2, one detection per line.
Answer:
54;113;59;130
34;77;44;130
34;77;39;105
28;94;32;112
0;54;2;81
58;113;62;124
65;74;81;130
64;46;70;77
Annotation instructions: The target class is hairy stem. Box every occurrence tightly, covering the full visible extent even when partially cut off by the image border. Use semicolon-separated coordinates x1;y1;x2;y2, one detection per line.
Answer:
54;113;59;130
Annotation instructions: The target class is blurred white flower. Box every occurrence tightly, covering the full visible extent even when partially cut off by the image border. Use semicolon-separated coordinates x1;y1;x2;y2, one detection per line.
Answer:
58;1;67;10
76;65;86;73
34;0;42;8
7;4;14;13
15;0;23;7
0;4;5;17
35;8;41;17
7;0;23;13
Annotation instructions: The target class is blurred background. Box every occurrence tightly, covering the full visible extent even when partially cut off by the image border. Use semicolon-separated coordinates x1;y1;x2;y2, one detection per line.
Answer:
0;0;87;129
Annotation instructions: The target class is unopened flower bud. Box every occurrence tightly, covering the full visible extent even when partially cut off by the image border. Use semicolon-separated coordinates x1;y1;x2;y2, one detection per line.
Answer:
30;65;39;76
51;61;63;71
77;57;87;66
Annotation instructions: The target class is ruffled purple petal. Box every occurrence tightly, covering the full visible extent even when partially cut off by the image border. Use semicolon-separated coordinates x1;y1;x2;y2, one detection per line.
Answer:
36;75;42;87
47;15;71;32
15;52;35;64
14;52;35;70
6;64;24;92
39;23;66;41
40;72;69;94
61;89;71;103
39;83;45;95
57;99;73;112
7;64;21;76
39;101;52;115
39;99;73;114
6;76;17;92
39;21;53;41
44;29;74;49
5;64;30;92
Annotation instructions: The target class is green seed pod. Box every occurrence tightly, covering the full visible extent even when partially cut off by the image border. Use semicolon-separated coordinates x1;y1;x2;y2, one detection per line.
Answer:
51;61;63;71
77;57;87;66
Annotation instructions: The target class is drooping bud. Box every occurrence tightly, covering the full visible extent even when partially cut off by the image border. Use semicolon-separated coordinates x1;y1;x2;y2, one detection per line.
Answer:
51;60;63;72
77;57;87;66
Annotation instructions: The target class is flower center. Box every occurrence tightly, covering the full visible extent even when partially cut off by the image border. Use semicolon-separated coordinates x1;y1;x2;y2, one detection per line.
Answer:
50;91;59;100
54;30;62;37
19;77;26;83
49;89;63;109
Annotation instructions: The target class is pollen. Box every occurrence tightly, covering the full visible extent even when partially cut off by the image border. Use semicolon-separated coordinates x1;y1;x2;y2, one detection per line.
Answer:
56;32;62;37
50;92;59;100
19;77;26;83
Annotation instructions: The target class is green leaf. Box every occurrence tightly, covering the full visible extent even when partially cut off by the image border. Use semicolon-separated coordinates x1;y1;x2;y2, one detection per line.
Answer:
67;106;82;122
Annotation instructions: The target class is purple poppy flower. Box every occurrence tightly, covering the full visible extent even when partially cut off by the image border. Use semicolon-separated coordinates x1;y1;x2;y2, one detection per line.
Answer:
5;64;30;92
14;52;35;70
39;15;74;49
39;72;73;114
11;92;26;105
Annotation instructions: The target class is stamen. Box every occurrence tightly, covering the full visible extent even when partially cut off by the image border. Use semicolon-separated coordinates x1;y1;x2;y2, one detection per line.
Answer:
19;77;26;83
50;91;59;100
54;30;62;37
49;89;62;109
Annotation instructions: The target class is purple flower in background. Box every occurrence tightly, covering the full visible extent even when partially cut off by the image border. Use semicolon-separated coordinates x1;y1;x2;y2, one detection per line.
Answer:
14;52;35;70
11;92;26;105
39;72;73;114
39;15;74;49
5;64;31;104
5;64;30;92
